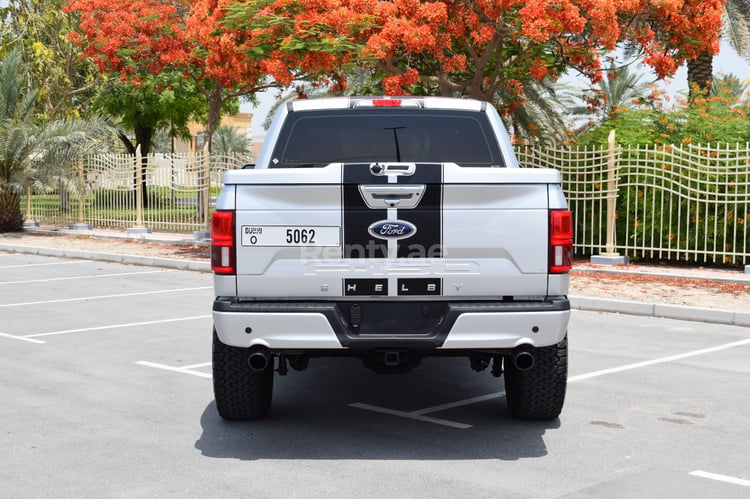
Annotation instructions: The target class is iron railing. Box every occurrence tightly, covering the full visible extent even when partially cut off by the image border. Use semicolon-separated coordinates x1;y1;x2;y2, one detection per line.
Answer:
22;140;750;265
24;150;252;233
517;139;750;265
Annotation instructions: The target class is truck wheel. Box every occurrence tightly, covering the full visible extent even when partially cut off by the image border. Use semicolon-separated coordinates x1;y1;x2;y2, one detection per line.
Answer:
504;335;567;420
212;330;274;421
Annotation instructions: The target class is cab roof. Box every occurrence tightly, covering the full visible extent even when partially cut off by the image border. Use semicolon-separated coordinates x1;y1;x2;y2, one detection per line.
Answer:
288;96;487;112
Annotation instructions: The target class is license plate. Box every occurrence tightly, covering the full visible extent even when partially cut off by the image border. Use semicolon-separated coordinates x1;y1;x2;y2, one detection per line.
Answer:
240;225;340;247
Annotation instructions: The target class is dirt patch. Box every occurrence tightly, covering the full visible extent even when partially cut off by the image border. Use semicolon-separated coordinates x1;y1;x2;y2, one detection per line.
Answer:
0;233;209;260
569;270;750;311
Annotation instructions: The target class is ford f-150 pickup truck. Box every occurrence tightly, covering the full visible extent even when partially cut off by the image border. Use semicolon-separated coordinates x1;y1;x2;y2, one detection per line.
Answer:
211;96;572;421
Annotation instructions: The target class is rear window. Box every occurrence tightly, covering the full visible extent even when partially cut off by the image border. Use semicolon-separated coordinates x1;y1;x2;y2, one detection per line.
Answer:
270;109;504;168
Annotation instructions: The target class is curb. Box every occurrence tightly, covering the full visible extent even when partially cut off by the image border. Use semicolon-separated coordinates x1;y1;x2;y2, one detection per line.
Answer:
24;226;211;247
0;243;211;273
2;242;747;327
569;296;750;327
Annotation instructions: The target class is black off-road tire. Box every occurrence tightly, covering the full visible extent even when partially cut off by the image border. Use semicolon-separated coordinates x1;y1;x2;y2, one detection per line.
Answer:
504;335;567;420
212;330;274;421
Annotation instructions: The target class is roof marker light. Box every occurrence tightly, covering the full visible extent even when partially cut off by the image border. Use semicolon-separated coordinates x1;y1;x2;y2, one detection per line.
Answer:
372;99;403;107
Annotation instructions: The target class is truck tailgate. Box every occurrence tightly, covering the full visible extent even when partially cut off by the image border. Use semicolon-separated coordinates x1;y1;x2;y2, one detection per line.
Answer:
228;163;561;299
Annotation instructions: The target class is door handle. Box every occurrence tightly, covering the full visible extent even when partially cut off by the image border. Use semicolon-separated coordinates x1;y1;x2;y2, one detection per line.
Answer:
358;185;426;209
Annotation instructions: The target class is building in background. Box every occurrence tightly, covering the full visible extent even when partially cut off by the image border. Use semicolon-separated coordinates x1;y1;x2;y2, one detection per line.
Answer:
173;113;253;153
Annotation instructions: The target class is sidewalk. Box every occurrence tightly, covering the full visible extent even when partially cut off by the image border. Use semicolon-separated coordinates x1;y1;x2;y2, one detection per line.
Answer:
26;225;212;246
0;225;210;272
1;225;749;327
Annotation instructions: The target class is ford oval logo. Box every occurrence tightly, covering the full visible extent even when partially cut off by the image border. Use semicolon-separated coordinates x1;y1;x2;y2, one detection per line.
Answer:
368;220;417;240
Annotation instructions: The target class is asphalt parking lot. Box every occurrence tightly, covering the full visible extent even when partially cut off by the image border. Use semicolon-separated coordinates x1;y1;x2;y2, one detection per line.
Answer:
1;252;749;498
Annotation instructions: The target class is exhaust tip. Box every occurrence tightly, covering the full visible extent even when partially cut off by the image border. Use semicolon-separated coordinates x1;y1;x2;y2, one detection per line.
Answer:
512;350;535;371
247;349;271;372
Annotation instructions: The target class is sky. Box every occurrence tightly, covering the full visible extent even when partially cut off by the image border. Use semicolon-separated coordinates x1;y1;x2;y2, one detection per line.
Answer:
241;42;750;138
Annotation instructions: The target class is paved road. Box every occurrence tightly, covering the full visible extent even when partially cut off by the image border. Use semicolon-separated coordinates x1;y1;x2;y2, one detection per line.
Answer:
1;252;749;498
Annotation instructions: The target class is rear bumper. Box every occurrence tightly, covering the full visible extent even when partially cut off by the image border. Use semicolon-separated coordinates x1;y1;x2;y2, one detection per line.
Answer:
213;298;570;352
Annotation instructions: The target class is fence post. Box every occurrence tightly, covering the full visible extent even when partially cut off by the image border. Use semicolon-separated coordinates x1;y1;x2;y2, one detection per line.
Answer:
78;159;85;223
127;144;152;235
590;130;629;265
203;142;210;228
68;158;92;230
22;185;40;228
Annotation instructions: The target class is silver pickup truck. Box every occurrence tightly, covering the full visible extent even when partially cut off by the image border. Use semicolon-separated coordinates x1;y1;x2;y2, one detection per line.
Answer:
211;96;572;421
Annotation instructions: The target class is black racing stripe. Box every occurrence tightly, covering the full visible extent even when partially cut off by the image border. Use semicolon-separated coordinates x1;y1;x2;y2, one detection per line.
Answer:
343;164;387;259
343;163;389;184
397;164;442;258
403;163;442;184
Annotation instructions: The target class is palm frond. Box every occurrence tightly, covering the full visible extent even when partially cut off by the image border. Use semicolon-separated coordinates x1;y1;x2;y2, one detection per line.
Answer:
508;79;573;143
560;61;652;128
723;0;750;62
213;125;251;155
0;48;37;123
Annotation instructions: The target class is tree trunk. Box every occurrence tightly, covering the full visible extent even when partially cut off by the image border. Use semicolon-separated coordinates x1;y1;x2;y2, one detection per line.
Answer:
687;52;714;100
0;188;24;233
115;129;152;210
60;184;70;212
205;85;225;154
195;85;225;222
134;125;153;209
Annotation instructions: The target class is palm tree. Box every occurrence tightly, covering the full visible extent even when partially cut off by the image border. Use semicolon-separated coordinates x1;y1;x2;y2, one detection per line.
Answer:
500;77;574;144
563;62;652;132
0;48;113;232
687;0;750;97
212;125;252;155
0;48;37;231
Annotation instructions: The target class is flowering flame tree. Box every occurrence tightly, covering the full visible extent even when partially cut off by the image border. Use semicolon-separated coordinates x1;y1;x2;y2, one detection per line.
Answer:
65;0;726;139
223;0;726;115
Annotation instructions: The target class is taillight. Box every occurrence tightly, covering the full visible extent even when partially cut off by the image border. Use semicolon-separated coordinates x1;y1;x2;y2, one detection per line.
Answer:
549;210;573;274
211;210;235;275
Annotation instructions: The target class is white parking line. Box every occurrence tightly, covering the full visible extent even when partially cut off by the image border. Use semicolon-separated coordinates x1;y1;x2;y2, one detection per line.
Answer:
0;260;89;269
0;269;174;285
0;286;212;308
23;315;211;339
349;392;506;429
353;337;750;429
348;403;473;429
134;336;750;429
135;361;212;379
689;470;750;487
0;332;46;344
567;337;750;382
409;392;504;416
179;362;213;370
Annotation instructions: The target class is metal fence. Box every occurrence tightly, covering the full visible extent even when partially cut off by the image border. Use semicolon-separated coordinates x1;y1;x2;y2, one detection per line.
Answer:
22;141;750;265
23;151;252;233
517;137;750;265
